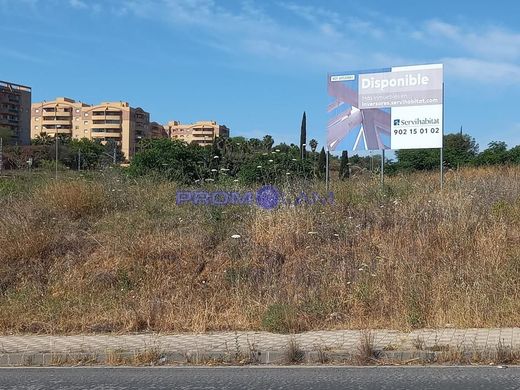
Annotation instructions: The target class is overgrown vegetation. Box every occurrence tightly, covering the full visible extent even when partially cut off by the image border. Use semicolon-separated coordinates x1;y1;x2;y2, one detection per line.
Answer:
0;165;519;334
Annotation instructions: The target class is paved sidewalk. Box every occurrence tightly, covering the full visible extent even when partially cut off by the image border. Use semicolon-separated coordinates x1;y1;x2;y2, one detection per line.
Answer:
1;328;519;366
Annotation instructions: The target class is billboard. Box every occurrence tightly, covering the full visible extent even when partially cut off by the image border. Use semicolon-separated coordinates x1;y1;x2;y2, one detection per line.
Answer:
327;64;443;151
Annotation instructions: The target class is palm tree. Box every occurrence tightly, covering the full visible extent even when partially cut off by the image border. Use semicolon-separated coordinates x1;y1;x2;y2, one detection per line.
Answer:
262;135;274;152
32;132;54;145
309;139;318;153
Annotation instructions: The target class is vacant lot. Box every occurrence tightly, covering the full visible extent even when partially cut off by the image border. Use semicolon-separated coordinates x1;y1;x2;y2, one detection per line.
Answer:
0;167;519;334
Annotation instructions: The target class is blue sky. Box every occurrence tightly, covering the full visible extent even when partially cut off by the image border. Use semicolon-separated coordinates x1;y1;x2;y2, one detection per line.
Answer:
1;0;519;154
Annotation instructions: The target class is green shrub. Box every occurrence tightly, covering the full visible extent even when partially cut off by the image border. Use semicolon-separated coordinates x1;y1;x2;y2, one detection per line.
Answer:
261;303;298;333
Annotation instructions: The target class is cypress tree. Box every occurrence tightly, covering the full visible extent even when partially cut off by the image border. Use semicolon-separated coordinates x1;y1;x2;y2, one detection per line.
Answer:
339;150;350;180
300;111;307;159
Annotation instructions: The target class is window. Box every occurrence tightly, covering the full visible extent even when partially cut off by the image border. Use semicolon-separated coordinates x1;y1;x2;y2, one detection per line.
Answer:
84;113;88;117
35;117;39;121
75;117;79;121
35;126;39;130
75;126;79;130
84;120;88;125
76;109;80;113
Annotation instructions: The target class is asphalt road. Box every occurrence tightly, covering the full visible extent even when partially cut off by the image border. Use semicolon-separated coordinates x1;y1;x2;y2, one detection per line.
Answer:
0;366;518;389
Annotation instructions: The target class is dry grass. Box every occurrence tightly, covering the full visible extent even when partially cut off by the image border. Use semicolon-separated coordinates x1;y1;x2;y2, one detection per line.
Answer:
0;166;519;334
356;331;379;365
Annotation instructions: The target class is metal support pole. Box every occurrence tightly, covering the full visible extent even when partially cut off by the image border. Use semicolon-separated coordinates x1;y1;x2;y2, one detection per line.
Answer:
380;149;385;187
325;149;330;192
113;145;117;164
440;82;445;191
0;137;3;175
440;147;444;191
78;149;81;171
55;135;58;180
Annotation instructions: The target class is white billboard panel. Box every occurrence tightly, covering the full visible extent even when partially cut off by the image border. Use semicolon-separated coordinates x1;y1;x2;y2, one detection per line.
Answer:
327;63;443;151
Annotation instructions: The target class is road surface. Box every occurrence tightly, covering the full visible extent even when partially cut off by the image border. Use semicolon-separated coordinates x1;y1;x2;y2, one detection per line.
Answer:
0;366;518;389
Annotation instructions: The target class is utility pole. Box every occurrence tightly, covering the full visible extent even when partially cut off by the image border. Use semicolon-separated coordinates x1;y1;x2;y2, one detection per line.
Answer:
78;149;81;171
113;144;116;164
325;150;330;191
380;149;385;187
55;125;61;180
55;135;58;179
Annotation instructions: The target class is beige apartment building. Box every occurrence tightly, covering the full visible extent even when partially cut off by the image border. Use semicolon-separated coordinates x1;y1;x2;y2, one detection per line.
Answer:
166;120;230;147
0;80;32;145
31;98;159;160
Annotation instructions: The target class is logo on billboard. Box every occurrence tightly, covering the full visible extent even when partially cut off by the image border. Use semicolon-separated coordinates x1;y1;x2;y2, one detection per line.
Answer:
393;119;400;126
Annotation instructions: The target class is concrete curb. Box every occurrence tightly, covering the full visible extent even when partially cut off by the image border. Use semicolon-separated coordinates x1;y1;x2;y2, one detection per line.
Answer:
0;348;512;367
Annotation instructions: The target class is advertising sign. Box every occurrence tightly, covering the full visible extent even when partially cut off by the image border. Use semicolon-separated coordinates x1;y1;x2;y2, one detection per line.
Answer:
327;64;443;151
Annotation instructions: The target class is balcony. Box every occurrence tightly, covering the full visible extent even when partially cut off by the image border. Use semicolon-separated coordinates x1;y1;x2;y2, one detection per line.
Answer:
43;128;72;135
54;110;72;116
101;123;121;129
42;119;71;126
193;129;215;135
92;131;121;138
92;111;122;117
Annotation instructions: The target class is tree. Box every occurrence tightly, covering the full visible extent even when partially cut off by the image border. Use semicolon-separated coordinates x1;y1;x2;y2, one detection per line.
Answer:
317;147;326;178
476;141;509;166
394;148;439;171
393;133;478;171
443;133;478;169
129;138;207;183
0;127;13;143
339;150;350;180
508;145;520;164
248;138;263;153
300;111;307;159
262;135;274;152
238;151;314;184
68;138;106;170
32;132;54;145
309;139;318;153
103;139;124;164
272;143;291;154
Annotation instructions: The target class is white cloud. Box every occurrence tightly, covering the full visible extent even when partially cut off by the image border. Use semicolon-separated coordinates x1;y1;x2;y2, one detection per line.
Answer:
424;20;520;61
46;1;520;84
1;48;47;64
69;0;87;9
442;57;520;84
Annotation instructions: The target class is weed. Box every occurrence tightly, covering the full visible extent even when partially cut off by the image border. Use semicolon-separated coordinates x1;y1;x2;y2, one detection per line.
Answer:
356;331;380;365
286;338;305;363
261;304;298;334
1;167;520;333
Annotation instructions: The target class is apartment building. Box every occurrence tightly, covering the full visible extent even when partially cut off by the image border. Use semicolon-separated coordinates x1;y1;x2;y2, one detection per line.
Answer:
150;121;168;139
84;102;150;160
31;98;158;160
0;80;32;145
166;120;230;147
31;97;89;139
